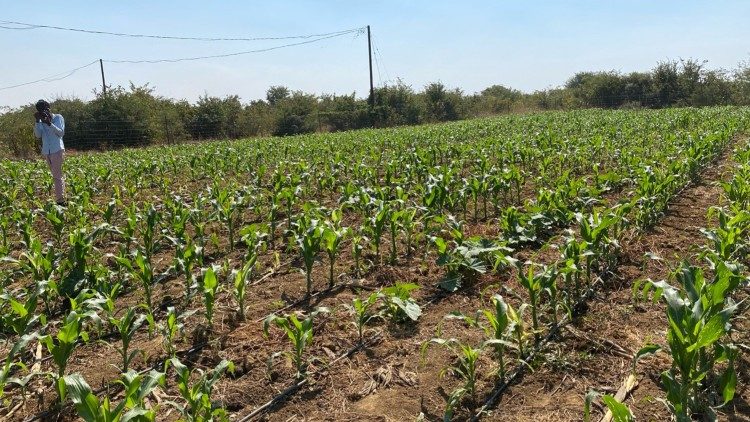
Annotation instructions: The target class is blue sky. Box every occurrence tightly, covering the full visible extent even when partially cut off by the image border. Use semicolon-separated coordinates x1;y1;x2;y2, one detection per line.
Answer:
1;1;749;109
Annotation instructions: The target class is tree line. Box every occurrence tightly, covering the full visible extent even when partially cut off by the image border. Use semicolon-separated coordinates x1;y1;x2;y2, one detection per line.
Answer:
2;58;750;158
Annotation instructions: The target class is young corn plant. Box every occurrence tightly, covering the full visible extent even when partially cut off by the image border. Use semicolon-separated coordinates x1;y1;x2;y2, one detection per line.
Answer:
480;294;513;380
322;216;348;289
350;231;368;277
0;289;43;336
366;202;389;264
701;207;750;261
232;259;254;322
516;262;547;345
174;239;199;304
348;292;380;343
584;390;635;422
63;370;165;422
211;183;243;252
292;214;324;298
139;204;161;264
109;306;146;372
634;261;743;420
160;307;191;358
116;250;155;315
422;337;483;421
167;358;234;422
201;266;220;330
263;307;329;379
42;310;88;403
43;202;66;246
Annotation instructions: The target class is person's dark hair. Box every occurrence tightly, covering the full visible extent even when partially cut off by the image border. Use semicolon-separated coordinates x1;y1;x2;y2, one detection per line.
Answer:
35;99;50;112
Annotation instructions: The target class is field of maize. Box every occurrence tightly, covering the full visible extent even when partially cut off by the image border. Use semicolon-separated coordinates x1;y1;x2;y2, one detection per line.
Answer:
1;107;750;421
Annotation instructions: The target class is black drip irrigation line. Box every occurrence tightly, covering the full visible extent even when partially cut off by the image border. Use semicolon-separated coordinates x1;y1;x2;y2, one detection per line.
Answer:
470;276;605;421
236;332;383;421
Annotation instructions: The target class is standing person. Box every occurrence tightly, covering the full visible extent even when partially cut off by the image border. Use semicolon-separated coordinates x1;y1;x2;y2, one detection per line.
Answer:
33;99;66;206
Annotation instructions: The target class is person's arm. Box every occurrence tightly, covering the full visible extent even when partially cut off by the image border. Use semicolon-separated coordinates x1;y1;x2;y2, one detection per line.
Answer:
49;115;64;137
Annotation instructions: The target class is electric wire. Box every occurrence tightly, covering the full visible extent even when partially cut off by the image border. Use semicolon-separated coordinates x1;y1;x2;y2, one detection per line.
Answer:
103;29;364;64
0;20;364;42
0;60;99;91
372;35;391;86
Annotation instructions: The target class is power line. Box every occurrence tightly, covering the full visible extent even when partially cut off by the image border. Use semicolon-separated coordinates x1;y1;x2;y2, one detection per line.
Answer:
104;29;364;64
0;19;363;42
0;29;364;91
372;35;391;86
0;60;99;91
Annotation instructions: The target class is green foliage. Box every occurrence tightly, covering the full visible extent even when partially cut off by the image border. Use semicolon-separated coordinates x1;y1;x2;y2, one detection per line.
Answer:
263;307;329;379
378;282;422;323
167;358;234;422
63;370;164;422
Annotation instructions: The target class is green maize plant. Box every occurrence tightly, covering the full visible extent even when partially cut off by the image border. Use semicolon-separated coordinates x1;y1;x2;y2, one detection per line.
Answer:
16;207;35;249
122;203;138;252
139;204;161;264
201;267;220;329
210;183;243;252
232;259;254;322
0;333;39;400
100;197;117;228
399;207;418;257
164;194;191;241
350;231;367;277
348;292;380;343
63;370;164;422
189;192;209;250
561;235;586;299
109;307;146;372
634;261;743;420
0;289;43;336
387;206;402;264
322;216;348;288
116;250;155;315
280;185;299;231
366;202;389;264
160;307;189;358
633;166;675;230
701;207;750;261
43;202;66;246
292;213;324;298
720;175;750;211
517;262;553;345
378;282;422;323
422;337;482;421
263;307;329;379
174;239;199;303
42;310;88;403
167;358;234;422
539;265;561;325
267;184;282;248
576;210;618;284
60;227;97;298
19;237;55;285
480;294;512;380
0;214;10;256
583;390;635;422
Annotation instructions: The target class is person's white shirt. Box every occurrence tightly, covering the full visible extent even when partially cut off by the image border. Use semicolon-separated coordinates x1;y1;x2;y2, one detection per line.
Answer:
33;114;65;155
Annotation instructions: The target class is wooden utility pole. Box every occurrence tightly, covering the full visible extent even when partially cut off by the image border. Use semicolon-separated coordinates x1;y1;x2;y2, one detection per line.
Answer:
99;59;107;95
367;25;374;106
